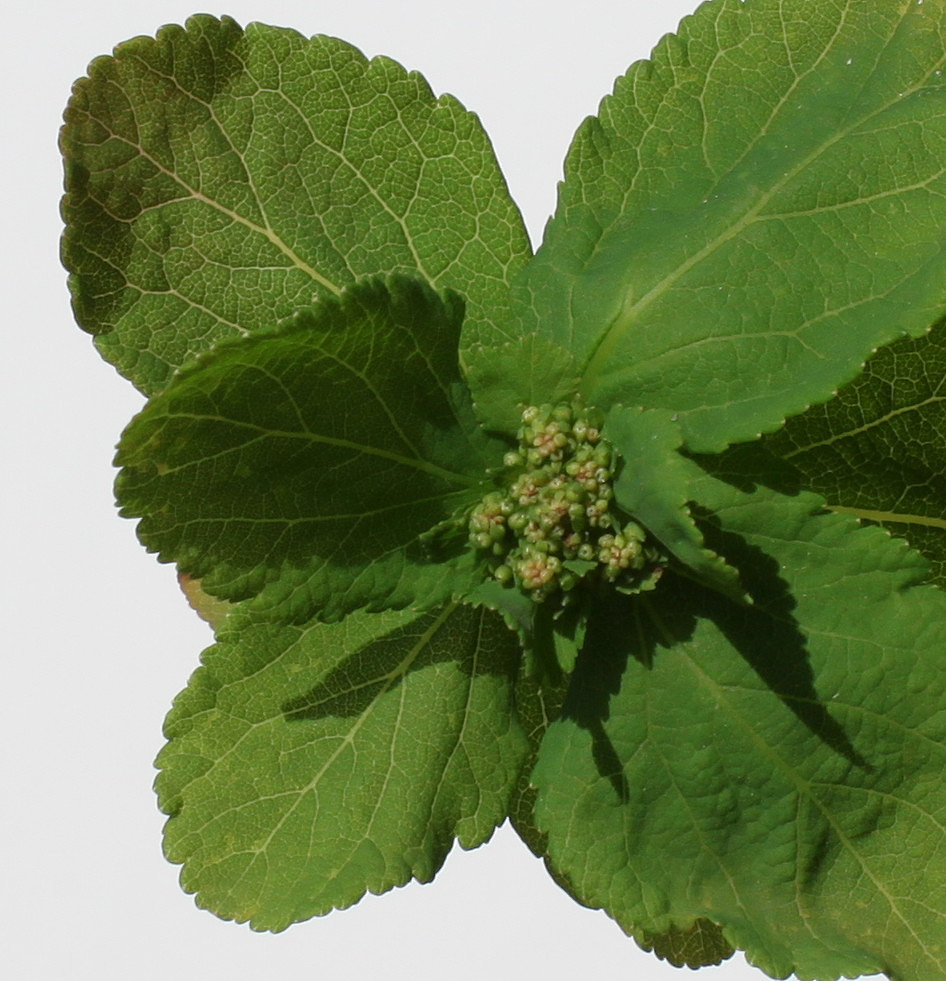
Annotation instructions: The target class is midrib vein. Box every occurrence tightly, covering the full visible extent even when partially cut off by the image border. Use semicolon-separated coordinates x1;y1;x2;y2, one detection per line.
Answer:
108;127;343;296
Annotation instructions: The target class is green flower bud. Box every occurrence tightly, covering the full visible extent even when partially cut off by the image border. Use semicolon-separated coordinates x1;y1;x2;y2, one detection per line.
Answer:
467;398;663;604
521;405;541;425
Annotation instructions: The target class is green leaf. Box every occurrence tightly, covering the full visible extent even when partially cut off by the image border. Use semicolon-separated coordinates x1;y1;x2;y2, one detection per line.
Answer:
61;14;530;395
116;276;491;622
507;0;946;452
156;601;527;931
605;406;746;603
462;333;581;437
532;449;946;980
507;667;568;860
636;920;735;970
767;318;946;587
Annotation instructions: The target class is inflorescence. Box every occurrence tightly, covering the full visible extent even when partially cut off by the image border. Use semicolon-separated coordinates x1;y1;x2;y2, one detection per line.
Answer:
468;401;663;602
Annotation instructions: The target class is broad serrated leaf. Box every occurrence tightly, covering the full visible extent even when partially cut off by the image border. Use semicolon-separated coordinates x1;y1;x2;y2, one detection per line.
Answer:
767;318;946;587
507;0;946;452
604;406;745;602
61;14;530;394
116;276;491;622
532;448;946;980
156;601;528;931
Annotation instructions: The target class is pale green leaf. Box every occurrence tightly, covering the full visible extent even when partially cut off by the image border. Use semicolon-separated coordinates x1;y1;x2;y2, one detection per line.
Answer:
156;602;528;931
605;405;745;602
462;333;581;437
61;14;530;394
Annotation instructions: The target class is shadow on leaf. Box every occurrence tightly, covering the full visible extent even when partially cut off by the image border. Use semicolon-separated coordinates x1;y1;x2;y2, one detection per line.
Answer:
557;508;871;806
282;604;517;722
559;585;698;802
694;508;872;772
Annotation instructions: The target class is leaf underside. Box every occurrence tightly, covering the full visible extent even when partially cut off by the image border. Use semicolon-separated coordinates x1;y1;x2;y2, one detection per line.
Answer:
61;14;531;395
156;602;528;931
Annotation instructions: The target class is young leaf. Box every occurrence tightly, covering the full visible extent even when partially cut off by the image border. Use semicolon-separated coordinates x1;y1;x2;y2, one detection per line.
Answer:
767;319;946;587
116;276;490;622
532;449;946;980
462;333;581;437
507;0;946;452
604;406;745;603
61;14;530;395
156;601;528;931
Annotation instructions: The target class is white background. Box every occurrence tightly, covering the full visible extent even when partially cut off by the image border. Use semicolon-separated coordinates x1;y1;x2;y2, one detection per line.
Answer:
4;1;805;979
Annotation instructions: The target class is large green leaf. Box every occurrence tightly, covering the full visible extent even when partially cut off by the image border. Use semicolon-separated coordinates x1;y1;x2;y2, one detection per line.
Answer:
502;0;946;452
509;635;734;972
532;448;946;980
61;14;530;395
115;276;491;622
156;601;527;931
767;318;946;587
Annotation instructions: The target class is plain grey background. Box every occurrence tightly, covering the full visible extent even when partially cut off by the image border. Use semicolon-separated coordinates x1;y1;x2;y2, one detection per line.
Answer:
3;1;839;978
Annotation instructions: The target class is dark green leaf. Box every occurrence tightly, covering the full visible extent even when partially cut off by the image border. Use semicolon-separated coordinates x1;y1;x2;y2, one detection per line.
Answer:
156;602;528;931
768;319;946;587
636;920;735;970
116;276;491;622
507;0;946;451
61;14;530;394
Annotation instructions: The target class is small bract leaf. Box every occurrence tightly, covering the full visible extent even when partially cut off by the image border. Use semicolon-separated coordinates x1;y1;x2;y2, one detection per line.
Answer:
116;275;490;622
508;0;946;452
157;602;528;931
462;333;581;436
605;406;746;603
61;15;530;394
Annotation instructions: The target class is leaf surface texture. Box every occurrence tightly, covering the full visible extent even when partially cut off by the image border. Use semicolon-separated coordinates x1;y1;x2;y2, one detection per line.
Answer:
157;602;527;930
61;15;530;393
116;276;488;622
532;450;946;980
506;0;946;451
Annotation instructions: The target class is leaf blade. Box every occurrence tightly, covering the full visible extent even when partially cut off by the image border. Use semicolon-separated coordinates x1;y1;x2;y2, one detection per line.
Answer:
156;602;528;931
115;275;490;622
605;406;745;603
509;0;946;451
61;15;530;394
532;451;946;980
767;319;946;587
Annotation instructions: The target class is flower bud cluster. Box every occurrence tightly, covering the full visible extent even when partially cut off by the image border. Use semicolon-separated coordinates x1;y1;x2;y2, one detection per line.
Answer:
468;401;660;601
